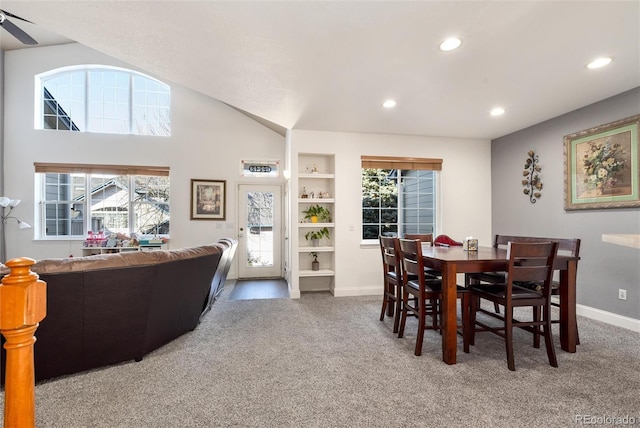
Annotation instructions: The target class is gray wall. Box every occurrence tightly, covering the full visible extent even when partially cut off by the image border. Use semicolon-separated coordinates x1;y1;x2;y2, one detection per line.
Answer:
491;88;640;319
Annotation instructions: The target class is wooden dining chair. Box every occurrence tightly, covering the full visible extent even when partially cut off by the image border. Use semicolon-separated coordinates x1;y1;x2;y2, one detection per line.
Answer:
397;238;469;356
403;233;440;278
540;238;581;346
465;234;510;314
379;235;403;333
468;241;558;371
466;235;581;344
404;233;434;243
500;237;581;347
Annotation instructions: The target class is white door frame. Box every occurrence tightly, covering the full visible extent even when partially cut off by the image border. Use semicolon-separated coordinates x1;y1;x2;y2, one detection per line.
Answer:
237;183;284;279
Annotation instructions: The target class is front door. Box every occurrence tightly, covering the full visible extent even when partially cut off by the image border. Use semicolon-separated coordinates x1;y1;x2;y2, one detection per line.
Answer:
237;184;283;278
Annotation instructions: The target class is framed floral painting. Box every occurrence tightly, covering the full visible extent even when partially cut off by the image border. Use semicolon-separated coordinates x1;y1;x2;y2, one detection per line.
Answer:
564;114;639;210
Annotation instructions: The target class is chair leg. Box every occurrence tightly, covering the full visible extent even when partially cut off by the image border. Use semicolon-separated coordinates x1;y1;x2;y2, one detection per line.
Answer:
398;291;409;338
430;298;438;329
379;283;388;322
415;297;426;356
393;284;402;334
462;293;470;353
533;306;541;349
505;307;515;371
469;294;478;346
493;302;500;313
543;304;558;368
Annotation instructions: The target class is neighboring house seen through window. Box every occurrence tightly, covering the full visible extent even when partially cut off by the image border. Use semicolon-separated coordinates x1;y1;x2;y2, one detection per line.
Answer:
361;156;441;240
37;66;171;136
35;164;170;239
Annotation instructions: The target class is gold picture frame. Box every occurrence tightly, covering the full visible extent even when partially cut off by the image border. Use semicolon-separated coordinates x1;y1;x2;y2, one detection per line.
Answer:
190;179;226;220
564;115;640;210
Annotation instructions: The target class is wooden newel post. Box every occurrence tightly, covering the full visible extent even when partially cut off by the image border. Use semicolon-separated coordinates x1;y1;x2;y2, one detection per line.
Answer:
0;258;46;428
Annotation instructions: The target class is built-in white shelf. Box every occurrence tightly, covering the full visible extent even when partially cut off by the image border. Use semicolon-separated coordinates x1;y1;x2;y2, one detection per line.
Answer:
298;246;335;252
298;198;335;203
299;269;335;277
293;153;337;294
298;173;335;179
298;223;335;228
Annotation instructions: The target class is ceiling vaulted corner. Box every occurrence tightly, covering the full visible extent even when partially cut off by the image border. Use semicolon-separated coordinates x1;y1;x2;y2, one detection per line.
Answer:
1;1;638;140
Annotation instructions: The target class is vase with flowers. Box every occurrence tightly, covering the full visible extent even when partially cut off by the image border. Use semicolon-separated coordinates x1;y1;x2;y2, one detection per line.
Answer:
582;138;626;195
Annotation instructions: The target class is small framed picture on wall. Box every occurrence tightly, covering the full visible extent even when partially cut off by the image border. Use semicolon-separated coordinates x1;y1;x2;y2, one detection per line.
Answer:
190;179;226;220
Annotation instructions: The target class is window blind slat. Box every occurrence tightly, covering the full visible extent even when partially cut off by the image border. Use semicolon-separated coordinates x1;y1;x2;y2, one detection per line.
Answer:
361;156;442;171
34;163;169;176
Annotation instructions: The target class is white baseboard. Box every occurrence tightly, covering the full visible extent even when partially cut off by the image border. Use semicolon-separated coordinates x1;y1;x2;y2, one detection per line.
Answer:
332;286;380;297
289;287;639;332
289;289;301;299
576;303;640;332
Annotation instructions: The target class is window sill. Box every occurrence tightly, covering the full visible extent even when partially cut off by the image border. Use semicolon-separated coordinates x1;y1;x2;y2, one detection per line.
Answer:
360;240;379;249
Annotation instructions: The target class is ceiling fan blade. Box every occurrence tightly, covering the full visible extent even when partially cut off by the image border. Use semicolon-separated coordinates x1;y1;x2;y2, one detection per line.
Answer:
0;10;34;24
1;18;38;45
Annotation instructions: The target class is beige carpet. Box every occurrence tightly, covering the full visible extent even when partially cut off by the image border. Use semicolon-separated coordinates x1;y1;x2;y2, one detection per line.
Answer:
1;285;638;427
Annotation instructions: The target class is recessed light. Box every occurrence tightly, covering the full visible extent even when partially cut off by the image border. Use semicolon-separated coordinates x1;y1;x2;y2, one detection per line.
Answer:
439;37;462;52
382;99;397;108
587;57;612;69
490;107;505;117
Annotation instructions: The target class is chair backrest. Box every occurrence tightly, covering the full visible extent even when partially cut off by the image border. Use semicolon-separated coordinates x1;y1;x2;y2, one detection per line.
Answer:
495;235;580;258
506;241;558;297
379;235;402;279
398;238;426;286
404;233;434;244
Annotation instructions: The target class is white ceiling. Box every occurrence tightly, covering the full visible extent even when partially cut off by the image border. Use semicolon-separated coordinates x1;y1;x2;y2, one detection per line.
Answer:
2;1;639;140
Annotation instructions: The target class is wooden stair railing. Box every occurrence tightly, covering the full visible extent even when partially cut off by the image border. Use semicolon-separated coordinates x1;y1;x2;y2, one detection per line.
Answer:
0;258;47;428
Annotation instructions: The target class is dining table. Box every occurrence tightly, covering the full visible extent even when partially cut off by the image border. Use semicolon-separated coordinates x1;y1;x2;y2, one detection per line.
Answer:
421;244;579;365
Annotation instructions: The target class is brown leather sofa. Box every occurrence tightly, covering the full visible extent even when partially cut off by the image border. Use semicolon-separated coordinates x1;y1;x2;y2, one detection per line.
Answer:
0;241;235;383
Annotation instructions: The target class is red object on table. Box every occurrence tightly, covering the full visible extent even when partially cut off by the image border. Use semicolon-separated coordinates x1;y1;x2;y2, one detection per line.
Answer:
434;235;463;247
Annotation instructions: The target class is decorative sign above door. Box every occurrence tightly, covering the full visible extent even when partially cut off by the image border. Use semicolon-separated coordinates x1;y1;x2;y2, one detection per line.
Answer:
240;160;280;178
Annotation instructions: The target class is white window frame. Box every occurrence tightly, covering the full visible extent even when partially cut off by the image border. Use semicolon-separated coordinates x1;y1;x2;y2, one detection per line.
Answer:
34;164;170;240
361;168;439;241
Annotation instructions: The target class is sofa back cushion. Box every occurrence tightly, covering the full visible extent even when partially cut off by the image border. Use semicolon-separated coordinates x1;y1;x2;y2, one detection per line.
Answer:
1;243;226;383
144;251;222;353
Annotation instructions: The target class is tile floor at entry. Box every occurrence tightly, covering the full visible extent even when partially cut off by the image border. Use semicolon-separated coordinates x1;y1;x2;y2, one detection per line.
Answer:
228;279;289;301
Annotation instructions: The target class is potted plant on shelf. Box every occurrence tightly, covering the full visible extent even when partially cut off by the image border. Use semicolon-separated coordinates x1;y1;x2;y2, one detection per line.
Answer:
304;227;330;247
302;204;331;223
310;252;320;271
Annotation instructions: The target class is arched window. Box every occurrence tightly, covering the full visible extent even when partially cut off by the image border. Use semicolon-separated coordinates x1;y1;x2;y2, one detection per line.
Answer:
36;65;171;136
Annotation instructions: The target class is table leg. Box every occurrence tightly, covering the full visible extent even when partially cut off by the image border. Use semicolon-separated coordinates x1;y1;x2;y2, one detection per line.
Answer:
559;260;577;353
442;263;458;364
